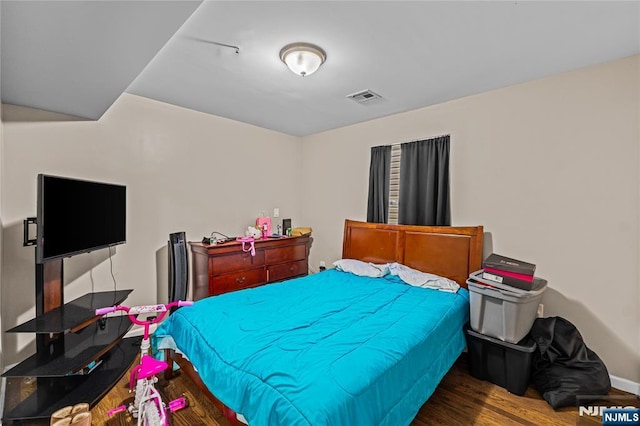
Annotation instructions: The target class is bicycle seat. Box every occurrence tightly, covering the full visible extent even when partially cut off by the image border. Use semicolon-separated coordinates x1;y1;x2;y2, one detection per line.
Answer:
138;355;169;380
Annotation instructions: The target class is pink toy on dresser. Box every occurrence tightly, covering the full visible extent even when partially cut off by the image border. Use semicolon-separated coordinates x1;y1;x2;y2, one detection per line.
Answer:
256;216;271;238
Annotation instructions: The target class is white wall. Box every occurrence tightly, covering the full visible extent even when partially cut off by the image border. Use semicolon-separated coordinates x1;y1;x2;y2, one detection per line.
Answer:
299;56;640;383
0;94;301;366
1;55;638;385
0;0;4;371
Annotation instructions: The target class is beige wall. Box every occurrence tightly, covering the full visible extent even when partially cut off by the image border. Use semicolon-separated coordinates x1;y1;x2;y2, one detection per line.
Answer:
0;101;3;372
0;94;301;366
0;0;4;370
1;56;638;385
299;56;640;383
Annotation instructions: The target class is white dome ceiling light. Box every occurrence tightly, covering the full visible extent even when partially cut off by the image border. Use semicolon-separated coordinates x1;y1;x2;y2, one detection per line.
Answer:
279;42;326;77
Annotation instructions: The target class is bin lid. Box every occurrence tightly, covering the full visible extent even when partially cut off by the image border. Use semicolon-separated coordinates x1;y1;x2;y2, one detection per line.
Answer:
467;270;547;297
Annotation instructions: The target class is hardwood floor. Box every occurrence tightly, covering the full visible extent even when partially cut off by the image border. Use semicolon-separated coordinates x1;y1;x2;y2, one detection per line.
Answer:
6;354;637;425
415;356;637;425
91;364;227;426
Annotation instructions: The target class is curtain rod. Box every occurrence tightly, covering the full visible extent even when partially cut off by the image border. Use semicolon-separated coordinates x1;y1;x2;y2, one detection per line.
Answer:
390;133;450;147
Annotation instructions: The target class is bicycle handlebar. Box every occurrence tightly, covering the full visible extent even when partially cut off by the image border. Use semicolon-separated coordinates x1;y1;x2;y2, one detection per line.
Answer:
95;306;117;316
95;300;193;326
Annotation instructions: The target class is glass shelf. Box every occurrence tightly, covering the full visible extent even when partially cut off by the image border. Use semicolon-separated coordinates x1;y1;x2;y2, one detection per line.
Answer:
6;290;132;334
2;336;141;422
2;316;132;378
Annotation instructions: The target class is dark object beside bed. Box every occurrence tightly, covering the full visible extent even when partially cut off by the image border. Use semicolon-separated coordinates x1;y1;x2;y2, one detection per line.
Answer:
465;326;536;395
530;316;611;409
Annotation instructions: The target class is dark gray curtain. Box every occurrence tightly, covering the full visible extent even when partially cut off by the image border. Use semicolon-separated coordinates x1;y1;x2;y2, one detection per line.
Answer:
398;135;450;226
366;145;391;223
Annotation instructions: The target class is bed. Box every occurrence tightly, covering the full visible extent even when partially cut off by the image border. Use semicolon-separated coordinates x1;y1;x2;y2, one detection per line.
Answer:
157;219;483;425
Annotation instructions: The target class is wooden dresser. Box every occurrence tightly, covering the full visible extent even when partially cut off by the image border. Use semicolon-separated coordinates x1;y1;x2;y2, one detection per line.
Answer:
189;235;310;300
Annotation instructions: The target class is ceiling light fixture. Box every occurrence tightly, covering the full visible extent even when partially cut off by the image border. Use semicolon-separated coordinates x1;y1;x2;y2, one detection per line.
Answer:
279;42;326;77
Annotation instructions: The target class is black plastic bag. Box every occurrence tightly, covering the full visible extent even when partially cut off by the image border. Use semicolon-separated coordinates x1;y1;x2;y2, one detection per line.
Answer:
530;316;611;409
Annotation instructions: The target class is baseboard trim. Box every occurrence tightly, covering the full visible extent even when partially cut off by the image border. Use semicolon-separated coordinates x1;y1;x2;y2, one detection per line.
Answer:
610;374;640;396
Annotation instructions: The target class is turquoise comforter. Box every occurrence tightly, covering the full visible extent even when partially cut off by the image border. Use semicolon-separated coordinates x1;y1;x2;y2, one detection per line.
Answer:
155;269;469;426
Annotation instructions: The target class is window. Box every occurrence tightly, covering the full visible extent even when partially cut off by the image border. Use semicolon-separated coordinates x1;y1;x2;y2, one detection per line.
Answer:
368;135;450;226
388;145;401;225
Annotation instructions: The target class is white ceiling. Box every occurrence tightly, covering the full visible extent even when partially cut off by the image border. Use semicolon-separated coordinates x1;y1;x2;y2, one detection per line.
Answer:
1;0;202;119
2;1;639;136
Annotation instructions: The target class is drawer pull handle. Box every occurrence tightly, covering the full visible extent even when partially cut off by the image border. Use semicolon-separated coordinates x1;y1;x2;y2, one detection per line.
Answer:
236;277;246;284
290;267;295;271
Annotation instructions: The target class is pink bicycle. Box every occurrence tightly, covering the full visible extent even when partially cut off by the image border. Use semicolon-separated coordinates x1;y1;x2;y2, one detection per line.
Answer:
95;300;193;426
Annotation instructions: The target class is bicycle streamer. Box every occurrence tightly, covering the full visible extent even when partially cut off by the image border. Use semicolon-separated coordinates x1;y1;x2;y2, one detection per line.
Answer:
236;236;256;256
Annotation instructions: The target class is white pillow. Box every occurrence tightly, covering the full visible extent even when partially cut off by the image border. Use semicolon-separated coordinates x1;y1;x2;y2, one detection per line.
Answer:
333;259;387;278
388;262;460;293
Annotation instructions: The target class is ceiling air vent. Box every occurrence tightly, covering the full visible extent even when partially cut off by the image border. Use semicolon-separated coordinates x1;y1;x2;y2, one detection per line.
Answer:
346;89;384;106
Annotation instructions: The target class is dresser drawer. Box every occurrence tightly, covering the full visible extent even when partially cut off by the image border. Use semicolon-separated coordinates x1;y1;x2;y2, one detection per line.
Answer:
210;251;265;276
268;259;308;282
264;244;306;264
190;235;310;299
209;268;267;295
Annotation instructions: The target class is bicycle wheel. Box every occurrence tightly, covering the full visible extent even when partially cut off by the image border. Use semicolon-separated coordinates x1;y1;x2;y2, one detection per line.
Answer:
141;399;162;426
131;378;146;418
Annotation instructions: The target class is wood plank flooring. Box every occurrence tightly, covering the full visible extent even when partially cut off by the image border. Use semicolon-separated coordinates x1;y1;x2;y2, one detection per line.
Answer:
6;353;637;425
416;355;637;425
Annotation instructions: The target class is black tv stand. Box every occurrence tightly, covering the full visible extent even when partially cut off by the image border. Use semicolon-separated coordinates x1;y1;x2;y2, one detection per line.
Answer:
2;258;140;422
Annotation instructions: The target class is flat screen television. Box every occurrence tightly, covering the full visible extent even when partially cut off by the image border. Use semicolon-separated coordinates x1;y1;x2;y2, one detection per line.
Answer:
36;174;126;264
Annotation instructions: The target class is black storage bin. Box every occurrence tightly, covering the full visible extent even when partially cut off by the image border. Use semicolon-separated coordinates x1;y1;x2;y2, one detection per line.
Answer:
465;326;536;395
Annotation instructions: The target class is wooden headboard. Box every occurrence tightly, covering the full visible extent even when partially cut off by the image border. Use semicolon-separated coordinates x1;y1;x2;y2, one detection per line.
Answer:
342;220;483;288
